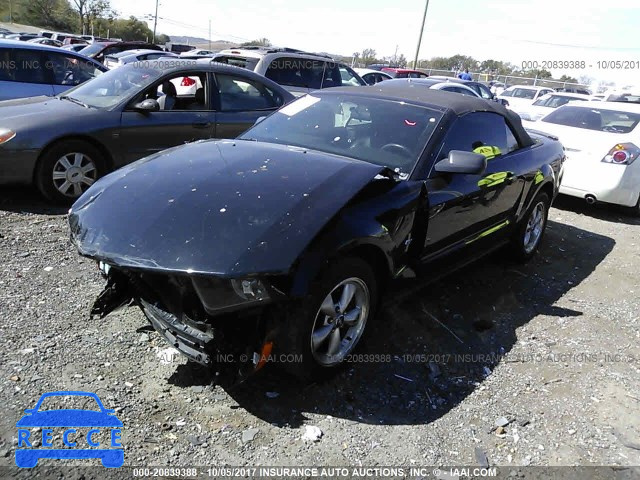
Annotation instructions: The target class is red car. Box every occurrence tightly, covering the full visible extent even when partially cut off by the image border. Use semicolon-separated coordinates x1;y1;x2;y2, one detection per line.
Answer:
381;68;429;79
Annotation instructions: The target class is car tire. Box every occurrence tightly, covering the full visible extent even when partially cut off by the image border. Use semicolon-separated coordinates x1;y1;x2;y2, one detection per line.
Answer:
279;257;378;382
35;140;107;204
510;192;550;262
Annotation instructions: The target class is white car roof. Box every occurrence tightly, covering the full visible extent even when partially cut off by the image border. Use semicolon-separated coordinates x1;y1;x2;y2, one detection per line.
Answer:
504;85;551;92
561;101;640;114
355;68;390;76
431;82;480;96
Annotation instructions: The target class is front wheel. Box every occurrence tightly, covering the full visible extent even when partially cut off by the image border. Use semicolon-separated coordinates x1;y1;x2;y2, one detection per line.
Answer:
35;140;107;204
510;192;550;261
279;257;378;381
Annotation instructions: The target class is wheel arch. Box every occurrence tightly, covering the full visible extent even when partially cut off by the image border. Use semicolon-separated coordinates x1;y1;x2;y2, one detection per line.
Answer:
33;135;115;184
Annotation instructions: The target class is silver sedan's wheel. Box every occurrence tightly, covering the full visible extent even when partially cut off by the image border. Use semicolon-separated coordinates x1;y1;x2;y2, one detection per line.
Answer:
310;277;370;366
52;152;98;198
523;201;546;254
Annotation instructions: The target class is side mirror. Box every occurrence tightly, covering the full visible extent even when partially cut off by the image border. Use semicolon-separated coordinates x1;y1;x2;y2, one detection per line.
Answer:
434;150;487;175
132;98;160;113
254;116;266;125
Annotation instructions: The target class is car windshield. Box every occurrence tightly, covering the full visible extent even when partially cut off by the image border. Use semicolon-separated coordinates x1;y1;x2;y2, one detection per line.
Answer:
542;106;640;133
239;93;443;176
511;88;537;99
534;95;587;108
78;42;108;57
58;65;163;108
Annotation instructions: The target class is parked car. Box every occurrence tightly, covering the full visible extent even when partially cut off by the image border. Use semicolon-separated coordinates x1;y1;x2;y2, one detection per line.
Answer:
0;39;106;101
212;46;366;95
103;49;178;69
354;68;392;85
380;67;429;79
381;78;482;97
61;44;90;53
180;48;216;56
498;85;555;111
0;60;294;203
516;92;590;121
4;33;39;41
556;87;592;95
69;87;564;383
79;35;110;44
526;102;640;214
428;76;508;105
78;41;164;63
26;37;63;47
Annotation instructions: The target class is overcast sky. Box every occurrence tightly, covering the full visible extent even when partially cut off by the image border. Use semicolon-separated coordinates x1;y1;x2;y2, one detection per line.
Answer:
110;0;640;86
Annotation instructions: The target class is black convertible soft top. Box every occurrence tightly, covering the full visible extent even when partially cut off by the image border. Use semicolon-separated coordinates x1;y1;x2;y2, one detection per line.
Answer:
323;81;535;148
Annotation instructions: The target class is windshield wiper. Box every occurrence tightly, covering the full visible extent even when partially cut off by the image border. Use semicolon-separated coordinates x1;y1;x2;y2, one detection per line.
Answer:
60;95;90;108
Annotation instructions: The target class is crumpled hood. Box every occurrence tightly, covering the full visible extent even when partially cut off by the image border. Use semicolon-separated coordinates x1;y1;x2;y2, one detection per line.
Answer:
69;139;386;276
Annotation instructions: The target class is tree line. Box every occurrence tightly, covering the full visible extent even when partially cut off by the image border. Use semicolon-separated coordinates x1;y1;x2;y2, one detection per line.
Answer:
0;0;170;43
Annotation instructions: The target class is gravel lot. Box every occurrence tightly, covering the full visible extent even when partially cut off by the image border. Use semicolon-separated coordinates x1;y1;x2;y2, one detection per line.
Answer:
0;187;639;478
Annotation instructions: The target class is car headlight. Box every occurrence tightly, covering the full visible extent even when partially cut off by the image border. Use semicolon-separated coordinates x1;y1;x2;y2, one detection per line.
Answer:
0;128;16;145
191;276;271;315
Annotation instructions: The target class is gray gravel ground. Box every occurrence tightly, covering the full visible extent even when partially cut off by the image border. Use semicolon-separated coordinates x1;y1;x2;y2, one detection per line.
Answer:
0;187;639;479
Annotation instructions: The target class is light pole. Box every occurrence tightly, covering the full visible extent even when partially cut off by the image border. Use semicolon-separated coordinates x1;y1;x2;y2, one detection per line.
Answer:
153;0;159;43
412;0;430;69
209;19;211;50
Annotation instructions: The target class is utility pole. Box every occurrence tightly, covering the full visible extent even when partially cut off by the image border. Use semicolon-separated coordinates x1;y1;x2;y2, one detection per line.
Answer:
9;0;12;23
209;19;211;50
153;0;159;43
412;0;430;69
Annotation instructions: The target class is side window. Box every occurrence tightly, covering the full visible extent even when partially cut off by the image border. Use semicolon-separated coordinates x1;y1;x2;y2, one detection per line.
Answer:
436;112;520;165
477;84;494;99
337;66;362;87
138;72;208;111
45;52;102;86
216;74;284;112
265;57;322;89
3;49;48;84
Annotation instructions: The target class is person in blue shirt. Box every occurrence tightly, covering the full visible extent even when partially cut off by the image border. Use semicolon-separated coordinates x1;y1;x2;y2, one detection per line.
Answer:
458;69;472;81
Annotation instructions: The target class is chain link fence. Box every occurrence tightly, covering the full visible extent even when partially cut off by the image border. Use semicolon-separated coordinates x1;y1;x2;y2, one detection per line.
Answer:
416;68;590;90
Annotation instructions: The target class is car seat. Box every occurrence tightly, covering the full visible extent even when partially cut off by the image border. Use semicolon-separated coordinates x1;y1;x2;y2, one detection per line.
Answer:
158;81;177;110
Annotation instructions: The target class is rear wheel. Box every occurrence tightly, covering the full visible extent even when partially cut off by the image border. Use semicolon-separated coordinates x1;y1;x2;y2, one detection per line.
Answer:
510;192;550;261
35;140;106;204
279;257;378;381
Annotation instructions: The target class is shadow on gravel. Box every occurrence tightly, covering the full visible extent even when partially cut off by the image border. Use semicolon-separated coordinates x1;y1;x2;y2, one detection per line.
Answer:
553;194;640;226
165;220;615;427
0;186;68;215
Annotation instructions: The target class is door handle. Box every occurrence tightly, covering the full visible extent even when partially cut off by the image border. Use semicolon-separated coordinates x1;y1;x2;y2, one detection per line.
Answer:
192;121;212;128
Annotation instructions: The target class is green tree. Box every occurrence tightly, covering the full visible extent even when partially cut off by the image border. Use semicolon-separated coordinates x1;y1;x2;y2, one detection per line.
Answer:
240;37;271;47
16;0;76;31
360;48;377;66
156;33;171;44
523;68;552;78
559;74;578;83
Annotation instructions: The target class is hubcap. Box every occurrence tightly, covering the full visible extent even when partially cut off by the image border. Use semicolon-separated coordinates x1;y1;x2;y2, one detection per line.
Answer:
310;278;370;366
523;201;546;254
52;152;97;198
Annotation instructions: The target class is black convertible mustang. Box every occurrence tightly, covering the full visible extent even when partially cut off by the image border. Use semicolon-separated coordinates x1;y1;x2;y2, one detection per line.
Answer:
69;85;565;382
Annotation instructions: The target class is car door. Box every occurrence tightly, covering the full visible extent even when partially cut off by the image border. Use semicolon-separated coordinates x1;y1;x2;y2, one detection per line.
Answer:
0;47;54;100
118;71;216;165
212;72;288;138
420;112;527;258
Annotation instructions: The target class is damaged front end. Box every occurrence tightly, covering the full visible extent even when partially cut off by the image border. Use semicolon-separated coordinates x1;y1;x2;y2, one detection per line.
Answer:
68;139;391;383
91;263;283;383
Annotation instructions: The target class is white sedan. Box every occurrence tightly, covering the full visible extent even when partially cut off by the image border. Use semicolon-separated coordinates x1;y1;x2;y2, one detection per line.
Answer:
526;102;640;213
354;68;393;85
498;85;555;112
516;92;591;121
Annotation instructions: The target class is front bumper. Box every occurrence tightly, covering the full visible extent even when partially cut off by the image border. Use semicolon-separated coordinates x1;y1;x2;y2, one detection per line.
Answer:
559;157;640;207
0;148;40;185
140;298;214;366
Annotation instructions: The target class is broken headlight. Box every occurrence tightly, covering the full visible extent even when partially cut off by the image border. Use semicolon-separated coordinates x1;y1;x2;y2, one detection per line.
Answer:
191;277;271;315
